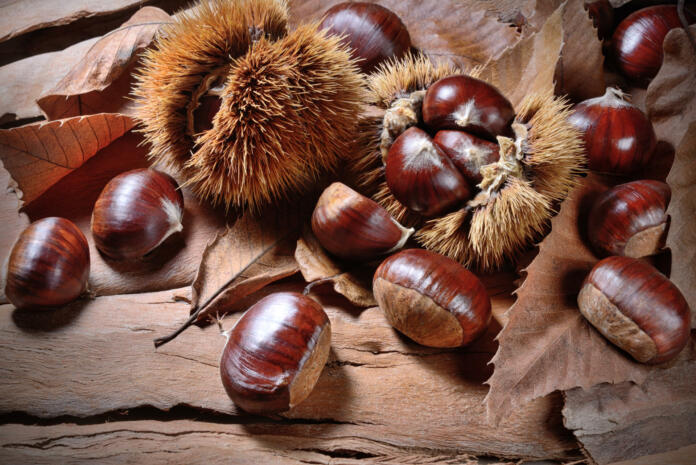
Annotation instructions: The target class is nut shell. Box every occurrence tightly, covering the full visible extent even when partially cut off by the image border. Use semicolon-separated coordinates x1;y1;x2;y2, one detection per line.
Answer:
578;256;690;364
588;180;670;258
373;249;491;348
569;87;656;175
319;2;411;73
311;182;413;261
91;169;184;260
386;127;471;217
219;292;331;414
433;130;500;185
5;217;90;309
422;74;514;140
611;5;690;85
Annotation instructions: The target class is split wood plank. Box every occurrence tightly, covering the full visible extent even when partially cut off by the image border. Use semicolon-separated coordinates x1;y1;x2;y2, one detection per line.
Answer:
0;285;577;461
0;420;538;465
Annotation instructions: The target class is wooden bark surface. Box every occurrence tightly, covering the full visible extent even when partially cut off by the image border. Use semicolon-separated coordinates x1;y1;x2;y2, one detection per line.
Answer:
0;285;577;461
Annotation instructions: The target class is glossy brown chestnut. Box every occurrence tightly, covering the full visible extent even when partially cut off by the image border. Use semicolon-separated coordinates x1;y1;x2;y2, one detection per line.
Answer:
319;2;411;73
611;5;693;85
584;0;614;41
568;87;656;175
311;182;414;261
588;180;670;258
433;130;500;185
219;292;331;414
422;75;515;140
386;127;471;217
578;256;690;364
373;249;492;348
4;217;89;309
91;169;184;260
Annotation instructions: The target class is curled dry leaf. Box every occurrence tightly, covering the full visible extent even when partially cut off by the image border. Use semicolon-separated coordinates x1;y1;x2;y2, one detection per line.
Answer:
290;0;520;68
36;7;172;121
154;208;305;347
475;3;564;107
0;113;133;207
665;123;696;328
0;37;99;125
532;0;606;101
295;230;377;308
0;0;169;44
646;25;696;150
485;174;652;426
563;340;696;465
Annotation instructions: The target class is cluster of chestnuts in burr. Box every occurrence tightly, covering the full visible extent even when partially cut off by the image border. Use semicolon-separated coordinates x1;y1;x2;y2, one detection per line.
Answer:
585;1;695;86
3;168;184;310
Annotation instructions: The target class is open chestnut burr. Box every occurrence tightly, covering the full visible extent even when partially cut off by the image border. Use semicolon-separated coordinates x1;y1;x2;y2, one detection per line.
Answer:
350;54;584;270
373;249;491;348
578;256;690;364
219;292;331;414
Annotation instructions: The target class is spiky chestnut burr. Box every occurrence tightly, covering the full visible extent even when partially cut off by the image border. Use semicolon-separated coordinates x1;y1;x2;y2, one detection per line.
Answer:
373;249;491;348
133;0;364;211
347;54;584;270
311;182;413;261
588;180;670;258
220;292;331;414
319;2;411;74
578;256;690;364
569;87;656;175
4;218;90;310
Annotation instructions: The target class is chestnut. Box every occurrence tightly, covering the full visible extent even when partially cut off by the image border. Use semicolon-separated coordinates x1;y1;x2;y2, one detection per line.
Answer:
611;5;693;85
568;87;656;175
386;127;471;217
588;180;670;258
373;249;491;348
91;168;184;260
578;256;690;364
433;130;500;185
219;292;331;414
422;75;515;140
319;2;411;73
311;182;414;261
4;217;90;309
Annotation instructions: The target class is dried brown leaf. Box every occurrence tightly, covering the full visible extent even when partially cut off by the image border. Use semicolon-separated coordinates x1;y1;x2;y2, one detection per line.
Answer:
485;175;652;426
563;344;696;465
646;25;696;150
530;0;606;100
476;3;564;107
189;214;301;322
0;0;170;43
295;230;377;308
36;7;172;121
0;113;133;207
665;123;696;328
0;37;100;125
289;0;520;69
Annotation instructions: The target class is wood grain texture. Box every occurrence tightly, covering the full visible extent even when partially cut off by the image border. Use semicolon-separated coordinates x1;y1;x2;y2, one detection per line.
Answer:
0;420;546;464
563;359;696;465
0;285;577;460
